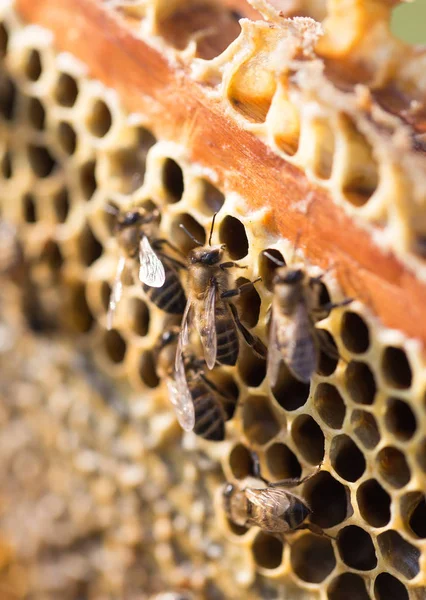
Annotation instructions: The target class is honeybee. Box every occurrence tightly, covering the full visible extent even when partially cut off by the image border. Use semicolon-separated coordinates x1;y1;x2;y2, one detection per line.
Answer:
156;327;237;440
176;214;266;372
223;453;328;537
265;252;350;384
106;202;186;329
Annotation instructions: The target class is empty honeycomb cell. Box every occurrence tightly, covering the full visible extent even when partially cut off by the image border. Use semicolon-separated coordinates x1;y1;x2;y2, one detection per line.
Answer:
314;383;346;429
127;297;150;337
200;179;225;214
86;99;112;138
106;147;148;194
24;48;42;82
136;125;156;151
251;531;283;570
271;366;310;411
57;121;77;155
338;526;377;570
23;193;36;223
27;144;56;178
0;76;16;120
229;443;253;479
401;492;426;539
0;22;8;58
1;151;12;178
384;397;416;441
78;225;103;266
330;434;365;482
304;471;350;528
291;415;324;465
138;350;159;388
374;573;409;600
345;360;376;405
237;344;267;387
290;534;336;583
79;160;97;200
258;249;285;292
416;438;426;472
341;311;370;354
351;409;381;449
52;187;70;223
381;346;412;389
265;443;301;481
357;479;391;528
376;446;411;489
234;277;261;328
316;330;339;376
219;216;249;260
100;281;111;313
27;97;45;130
327;573;370;600
162;158;184;203
242;395;280;445
377;530;420;580
67;283;94;333
311;118;335;180
170;212;206;255
54;72;79;107
104;328;127;363
40;240;64;271
226;518;249;537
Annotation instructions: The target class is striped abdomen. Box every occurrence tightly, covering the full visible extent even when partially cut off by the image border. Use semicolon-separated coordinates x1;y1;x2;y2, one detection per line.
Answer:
215;302;239;366
190;380;226;441
143;259;186;314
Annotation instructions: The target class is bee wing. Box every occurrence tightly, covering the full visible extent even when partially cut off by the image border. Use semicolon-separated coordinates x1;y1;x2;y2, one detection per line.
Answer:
201;280;217;370
175;297;192;370
107;255;126;330
166;359;195;432
267;308;282;388
284;302;317;383
246;487;291;519
138;235;166;288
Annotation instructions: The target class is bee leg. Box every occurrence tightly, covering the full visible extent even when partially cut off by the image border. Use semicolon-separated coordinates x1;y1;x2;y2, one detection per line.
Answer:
294;522;336;541
228;303;267;359
219;261;248;270
267;465;321;489
251;450;270;484
311;298;352;316
220;277;262;299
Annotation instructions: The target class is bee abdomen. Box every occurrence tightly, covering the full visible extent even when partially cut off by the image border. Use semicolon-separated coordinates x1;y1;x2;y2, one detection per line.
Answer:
192;386;225;441
143;265;186;314
216;317;239;366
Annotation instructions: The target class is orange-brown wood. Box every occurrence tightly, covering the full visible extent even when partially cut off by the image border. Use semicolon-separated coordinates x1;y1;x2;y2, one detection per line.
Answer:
15;0;426;347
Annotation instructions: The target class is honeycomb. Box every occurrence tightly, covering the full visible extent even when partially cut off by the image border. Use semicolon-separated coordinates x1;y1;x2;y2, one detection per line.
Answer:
0;0;426;599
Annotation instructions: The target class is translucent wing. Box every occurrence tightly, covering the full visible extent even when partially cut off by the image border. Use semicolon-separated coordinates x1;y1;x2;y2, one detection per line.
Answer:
139;235;166;288
246;487;291;518
166;356;195;432
107;255;126;330
200;280;217;370
281;302;317;383
175;297;192;370
267;308;282;388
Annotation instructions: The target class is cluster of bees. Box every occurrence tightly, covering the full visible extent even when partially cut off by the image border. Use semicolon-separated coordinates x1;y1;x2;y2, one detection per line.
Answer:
107;201;349;539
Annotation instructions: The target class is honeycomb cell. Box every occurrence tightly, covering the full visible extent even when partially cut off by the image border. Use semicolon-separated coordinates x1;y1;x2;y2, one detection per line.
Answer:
0;76;16;120
252;532;283;570
106;148;146;194
162;158;184;203
376;446;411;489
40;240;64;271
242;395;279;445
381;346;412;389
234;276;261;328
54;72;79;107
127;297;150;337
330;435;365;482
136;125;156;151
357;479;391;528
100;281;111;313
314;383;346;429
416;438;426;472
292;415;324;465
265;443;301;481
138;350;160;388
377;530;420;579
328;573;370;600
351;409;380;449
374;573;409;600
1;151;12;178
237;344;266;387
200;179;225;213
258;249;285;292
86;99;112;138
170;212;206;255
311;118;335;180
67;283;94;333
78;225;103;266
316;330;339;376
271;366;310;411
219;216;249;260
229;443;253;479
384;397;416;441
28;97;45;130
304;471;350;529
57;121;77;155
227;518;249;537
401;492;426;539
0;22;9;58
79;160;97;200
338;526;377;570
345;360;376;405
104;329;127;363
28;144;56;177
52;187;70;223
23;193;37;223
290;534;336;583
341;311;370;354
24;48;42;82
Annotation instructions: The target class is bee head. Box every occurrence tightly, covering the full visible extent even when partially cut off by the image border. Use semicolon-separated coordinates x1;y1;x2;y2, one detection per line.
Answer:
274;267;304;286
118;206;160;229
189;244;224;266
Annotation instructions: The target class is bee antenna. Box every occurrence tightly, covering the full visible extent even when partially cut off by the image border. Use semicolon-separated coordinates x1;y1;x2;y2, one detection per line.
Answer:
208;212;218;246
264;251;285;267
179;224;203;246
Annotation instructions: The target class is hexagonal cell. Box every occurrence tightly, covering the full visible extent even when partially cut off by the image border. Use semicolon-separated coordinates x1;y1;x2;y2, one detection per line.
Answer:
66;283;94;334
27;144;56;178
311;118;335;180
351;409;380;449
376;446;411;489
219;215;249;260
237;343;266;388
0;22;9;58
1;151;12;179
317;330;339;377
54;72;79;107
357;479;391;528
104;329;127;364
200;179;225;213
381;346;412;389
233;276;261;328
416;438;426;473
229;443;254;479
106;147;148;194
52;187;70;224
304;471;351;529
292;415;324;465
78;225;103;266
337;526;377;570
401;492;426;539
345;360;376;405
23;193;37;223
79;160;98;200
0;76;16;120
290;534;336;583
374;573;409;600
258;248;285;292
57;121;77;155
340;310;370;354
330;434;365;482
127;297;150;337
377;530;420;580
24;48;42;81
170;212;206;255
314;383;346;429
251;531;283;570
162;158;184;203
40;240;64;271
328;573;370;600
138;350;159;388
86;99;112;138
242;395;280;445
27;97;45;130
384;397;417;441
265;443;301;481
271;364;310;411
226;517;249;537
